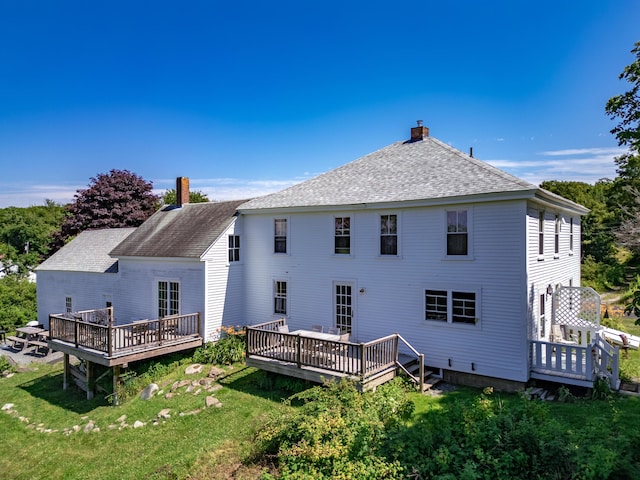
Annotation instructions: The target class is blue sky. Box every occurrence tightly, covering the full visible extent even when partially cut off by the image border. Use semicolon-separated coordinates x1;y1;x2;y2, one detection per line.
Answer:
0;1;638;208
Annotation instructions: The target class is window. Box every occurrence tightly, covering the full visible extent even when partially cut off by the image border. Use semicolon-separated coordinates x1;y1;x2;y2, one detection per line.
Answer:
452;291;476;324
538;211;545;256
335;283;353;333
274;219;287;253
380;214;397;255
425;289;477;324
158;281;179;318
539;294;546;337
569;218;574;252
334;217;351;254
65;296;72;313
274;281;287;315
554;214;560;255
447;210;468;255
228;235;240;262
425;290;447;321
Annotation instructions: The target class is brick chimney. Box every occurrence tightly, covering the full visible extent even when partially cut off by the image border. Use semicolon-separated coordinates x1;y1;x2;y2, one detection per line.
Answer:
176;177;189;207
410;120;429;141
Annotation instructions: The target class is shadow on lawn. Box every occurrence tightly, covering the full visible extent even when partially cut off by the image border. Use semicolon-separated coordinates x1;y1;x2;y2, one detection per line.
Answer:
220;365;313;401
18;370;109;414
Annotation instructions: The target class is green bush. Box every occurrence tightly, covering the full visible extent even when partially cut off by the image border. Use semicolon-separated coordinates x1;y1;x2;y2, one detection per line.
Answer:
192;325;246;365
255;378;413;479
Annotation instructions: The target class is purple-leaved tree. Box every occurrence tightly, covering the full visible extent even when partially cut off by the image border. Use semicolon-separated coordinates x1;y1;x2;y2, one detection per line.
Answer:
50;169;159;253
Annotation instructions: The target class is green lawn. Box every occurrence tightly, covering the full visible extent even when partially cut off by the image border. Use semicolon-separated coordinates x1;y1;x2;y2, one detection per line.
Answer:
1;356;640;479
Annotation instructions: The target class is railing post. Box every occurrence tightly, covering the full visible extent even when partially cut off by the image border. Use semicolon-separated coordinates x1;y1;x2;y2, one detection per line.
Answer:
419;353;425;392
611;346;620;389
360;343;366;381
74;318;79;348
296;335;301;368
108;323;113;357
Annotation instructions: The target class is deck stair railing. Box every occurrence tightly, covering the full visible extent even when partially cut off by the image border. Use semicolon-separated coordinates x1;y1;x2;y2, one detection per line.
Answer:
592;334;620;390
246;319;427;388
395;334;425;391
49;310;201;357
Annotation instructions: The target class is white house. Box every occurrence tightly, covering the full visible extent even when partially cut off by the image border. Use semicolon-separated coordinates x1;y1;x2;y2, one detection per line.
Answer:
237;123;593;387
37;124;617;390
38;182;247;341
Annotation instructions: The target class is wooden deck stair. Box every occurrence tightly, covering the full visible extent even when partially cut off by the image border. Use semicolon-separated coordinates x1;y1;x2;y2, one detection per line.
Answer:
399;354;441;392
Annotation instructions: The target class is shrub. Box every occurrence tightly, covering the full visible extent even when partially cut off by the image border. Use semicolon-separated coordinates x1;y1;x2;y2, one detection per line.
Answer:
255;378;412;479
192;325;246;365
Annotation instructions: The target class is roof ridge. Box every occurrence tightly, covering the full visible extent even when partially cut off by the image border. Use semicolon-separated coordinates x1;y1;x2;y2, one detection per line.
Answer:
427;137;536;190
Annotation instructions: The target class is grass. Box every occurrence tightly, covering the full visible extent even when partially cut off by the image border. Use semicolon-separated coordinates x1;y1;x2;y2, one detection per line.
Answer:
2;354;640;479
0;360;305;479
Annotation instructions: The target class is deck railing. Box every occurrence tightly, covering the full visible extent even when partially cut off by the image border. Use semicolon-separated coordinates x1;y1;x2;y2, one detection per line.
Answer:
49;311;201;358
531;335;620;389
246;319;400;383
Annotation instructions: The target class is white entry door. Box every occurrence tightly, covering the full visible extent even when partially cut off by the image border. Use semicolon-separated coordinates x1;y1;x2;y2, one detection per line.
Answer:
335;283;354;334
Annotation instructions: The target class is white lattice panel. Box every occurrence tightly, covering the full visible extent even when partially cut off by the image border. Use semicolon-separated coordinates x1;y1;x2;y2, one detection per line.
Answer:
554;287;600;327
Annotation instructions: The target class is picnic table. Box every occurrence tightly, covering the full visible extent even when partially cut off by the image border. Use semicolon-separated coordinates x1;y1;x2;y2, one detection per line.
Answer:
6;326;47;353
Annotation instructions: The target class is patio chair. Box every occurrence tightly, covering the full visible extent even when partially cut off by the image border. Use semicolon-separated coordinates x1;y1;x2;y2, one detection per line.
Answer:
311;325;323;332
550;324;577;345
326;327;341;335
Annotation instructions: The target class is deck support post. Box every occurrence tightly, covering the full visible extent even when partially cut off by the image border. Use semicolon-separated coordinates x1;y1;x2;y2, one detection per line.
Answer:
86;360;94;400
63;353;70;390
112;365;120;405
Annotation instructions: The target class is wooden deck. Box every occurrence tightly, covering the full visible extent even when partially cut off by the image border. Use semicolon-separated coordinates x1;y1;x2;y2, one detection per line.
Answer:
245;319;425;391
48;309;203;367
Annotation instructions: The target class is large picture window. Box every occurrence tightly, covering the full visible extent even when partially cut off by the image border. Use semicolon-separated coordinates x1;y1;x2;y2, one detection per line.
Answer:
446;210;468;255
380;214;397;255
274;219;287;253
425;289;478;325
158;281;180;318
274;280;287;315
335;217;351;254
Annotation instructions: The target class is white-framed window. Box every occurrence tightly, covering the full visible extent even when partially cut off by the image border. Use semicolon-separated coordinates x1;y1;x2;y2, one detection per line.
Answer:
274;219;287;254
554;214;560;256
158;280;180;318
569;218;574;253
380;214;397;255
335;283;353;333
538;211;545;257
425;289;479;325
228;235;240;262
334;216;351;255
274;280;287;315
65;296;72;313
539;294;546;338
446;210;468;256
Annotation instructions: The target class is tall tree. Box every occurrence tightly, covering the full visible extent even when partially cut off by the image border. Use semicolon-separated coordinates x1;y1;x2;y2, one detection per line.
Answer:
51;169;158;252
161;188;210;205
606;41;640;223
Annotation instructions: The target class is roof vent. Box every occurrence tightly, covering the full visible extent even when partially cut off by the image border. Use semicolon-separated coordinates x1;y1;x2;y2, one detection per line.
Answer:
410;120;429;142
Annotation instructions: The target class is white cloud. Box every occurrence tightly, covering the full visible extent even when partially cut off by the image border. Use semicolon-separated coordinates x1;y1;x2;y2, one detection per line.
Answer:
487;146;627;186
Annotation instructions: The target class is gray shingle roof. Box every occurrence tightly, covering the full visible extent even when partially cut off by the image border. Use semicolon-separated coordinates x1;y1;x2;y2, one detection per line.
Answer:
36;228;136;273
239;136;541;211
110;200;248;258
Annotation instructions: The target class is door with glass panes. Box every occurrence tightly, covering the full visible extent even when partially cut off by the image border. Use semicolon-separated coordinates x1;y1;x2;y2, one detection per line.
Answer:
335;283;354;334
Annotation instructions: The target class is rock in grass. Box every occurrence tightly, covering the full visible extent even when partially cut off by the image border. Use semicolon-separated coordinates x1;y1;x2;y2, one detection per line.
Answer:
140;383;159;400
185;364;203;375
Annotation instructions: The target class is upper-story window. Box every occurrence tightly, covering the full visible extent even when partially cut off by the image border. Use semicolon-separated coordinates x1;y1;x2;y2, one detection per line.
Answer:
446;210;468;255
65;296;73;313
274;219;287;254
538;211;545;256
334;217;351;254
380;214;397;255
554;214;560;256
228;235;240;262
569;218;574;252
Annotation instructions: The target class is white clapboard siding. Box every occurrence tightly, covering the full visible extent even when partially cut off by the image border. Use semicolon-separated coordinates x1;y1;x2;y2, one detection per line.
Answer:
36;270;120;327
243;200;537;382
